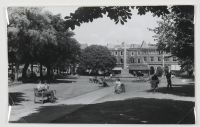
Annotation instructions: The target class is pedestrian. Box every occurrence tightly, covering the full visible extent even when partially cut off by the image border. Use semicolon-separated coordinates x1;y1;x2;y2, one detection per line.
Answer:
150;74;159;92
166;71;172;89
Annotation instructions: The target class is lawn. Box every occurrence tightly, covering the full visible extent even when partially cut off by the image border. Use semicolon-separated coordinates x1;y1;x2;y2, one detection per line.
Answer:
53;98;195;124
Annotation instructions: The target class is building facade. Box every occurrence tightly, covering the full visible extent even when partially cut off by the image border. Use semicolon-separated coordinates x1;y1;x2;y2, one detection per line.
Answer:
109;42;180;75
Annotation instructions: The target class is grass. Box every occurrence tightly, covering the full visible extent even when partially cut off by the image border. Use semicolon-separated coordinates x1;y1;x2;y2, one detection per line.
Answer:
52;98;195;124
147;83;194;97
9;92;29;106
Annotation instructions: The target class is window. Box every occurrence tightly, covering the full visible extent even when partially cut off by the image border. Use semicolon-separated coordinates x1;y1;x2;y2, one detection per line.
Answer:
131;58;134;63
120;58;123;63
138;59;140;63
158;57;161;61
165;57;169;61
131;51;134;56
120;51;123;56
115;51;118;56
144;57;147;62
151;57;154;61
173;57;177;61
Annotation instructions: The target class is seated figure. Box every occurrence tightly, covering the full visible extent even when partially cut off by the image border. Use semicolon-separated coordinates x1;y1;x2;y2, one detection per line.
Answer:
37;81;49;91
36;81;55;102
114;79;125;94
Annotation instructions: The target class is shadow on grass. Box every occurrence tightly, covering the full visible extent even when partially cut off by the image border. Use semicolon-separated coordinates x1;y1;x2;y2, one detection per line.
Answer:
9;92;29;106
12;98;195;124
51;79;77;84
10;104;84;123
147;83;194;97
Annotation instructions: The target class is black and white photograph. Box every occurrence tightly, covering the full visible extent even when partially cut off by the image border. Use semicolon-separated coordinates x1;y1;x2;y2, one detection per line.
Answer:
7;5;195;124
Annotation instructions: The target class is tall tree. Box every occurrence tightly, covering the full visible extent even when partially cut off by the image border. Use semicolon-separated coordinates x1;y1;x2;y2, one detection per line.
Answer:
8;8;81;82
79;45;116;75
149;6;194;74
7;7;54;81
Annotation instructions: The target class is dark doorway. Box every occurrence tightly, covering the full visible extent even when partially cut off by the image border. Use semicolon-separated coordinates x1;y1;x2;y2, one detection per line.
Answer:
150;66;155;75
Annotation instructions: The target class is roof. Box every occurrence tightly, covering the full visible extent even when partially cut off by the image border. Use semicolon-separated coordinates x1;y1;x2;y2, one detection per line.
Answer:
128;64;150;70
108;41;157;50
112;67;123;71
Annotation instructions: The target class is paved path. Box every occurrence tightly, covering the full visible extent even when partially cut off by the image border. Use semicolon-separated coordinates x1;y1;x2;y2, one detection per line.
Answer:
9;76;194;122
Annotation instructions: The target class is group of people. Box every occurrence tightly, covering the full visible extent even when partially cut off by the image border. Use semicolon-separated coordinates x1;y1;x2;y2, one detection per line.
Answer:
89;76;109;87
89;76;125;94
150;70;172;92
36;81;56;102
114;70;173;94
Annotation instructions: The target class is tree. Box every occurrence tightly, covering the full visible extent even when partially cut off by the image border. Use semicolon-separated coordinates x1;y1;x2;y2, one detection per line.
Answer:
7;8;81;82
149;6;194;74
79;45;116;75
8;7;51;80
64;6;169;30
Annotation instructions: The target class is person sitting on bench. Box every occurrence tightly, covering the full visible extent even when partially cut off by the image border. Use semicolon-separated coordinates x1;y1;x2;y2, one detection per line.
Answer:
37;81;49;91
36;81;55;101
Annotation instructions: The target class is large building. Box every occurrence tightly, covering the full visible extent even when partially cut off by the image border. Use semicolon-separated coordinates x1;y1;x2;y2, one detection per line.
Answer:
108;41;180;75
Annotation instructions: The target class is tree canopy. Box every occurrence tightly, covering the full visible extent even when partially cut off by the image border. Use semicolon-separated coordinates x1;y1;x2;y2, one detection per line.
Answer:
79;45;116;75
64;6;170;30
149;6;194;73
7;7;81;82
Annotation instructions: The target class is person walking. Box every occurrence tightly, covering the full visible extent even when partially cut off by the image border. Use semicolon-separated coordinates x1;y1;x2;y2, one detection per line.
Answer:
150;74;159;92
166;71;172;89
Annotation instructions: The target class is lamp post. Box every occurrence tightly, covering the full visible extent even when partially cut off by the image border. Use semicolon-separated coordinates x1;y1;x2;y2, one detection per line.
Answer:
123;42;127;70
162;53;165;68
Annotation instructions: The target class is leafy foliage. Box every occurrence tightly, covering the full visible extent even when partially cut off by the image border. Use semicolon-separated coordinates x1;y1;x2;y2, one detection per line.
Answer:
149;6;194;72
7;7;81;81
64;6;169;30
79;45;116;75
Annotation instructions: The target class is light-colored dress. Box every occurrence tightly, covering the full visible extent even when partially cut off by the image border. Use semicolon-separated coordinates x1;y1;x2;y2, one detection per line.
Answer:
37;83;49;91
115;81;123;93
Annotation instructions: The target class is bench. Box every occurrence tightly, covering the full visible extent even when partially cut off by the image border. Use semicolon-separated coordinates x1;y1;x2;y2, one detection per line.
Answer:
34;88;56;104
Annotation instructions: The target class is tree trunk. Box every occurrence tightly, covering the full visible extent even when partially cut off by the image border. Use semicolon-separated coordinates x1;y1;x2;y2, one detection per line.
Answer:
59;68;61;74
47;65;51;83
11;62;14;75
40;63;43;81
31;64;33;74
15;64;19;81
56;67;58;74
22;62;29;82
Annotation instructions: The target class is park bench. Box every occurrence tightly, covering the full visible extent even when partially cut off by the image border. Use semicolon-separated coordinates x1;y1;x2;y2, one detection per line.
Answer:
34;88;56;104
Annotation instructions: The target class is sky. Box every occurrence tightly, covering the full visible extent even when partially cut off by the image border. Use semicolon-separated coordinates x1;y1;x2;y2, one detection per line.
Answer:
44;6;161;46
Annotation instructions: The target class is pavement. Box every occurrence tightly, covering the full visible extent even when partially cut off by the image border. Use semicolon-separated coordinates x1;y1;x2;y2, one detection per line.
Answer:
8;76;195;123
